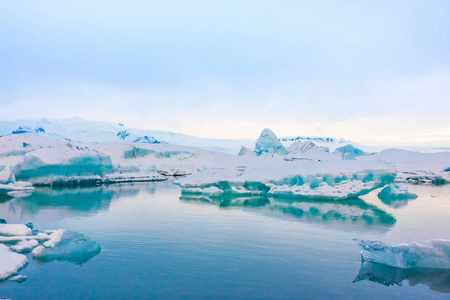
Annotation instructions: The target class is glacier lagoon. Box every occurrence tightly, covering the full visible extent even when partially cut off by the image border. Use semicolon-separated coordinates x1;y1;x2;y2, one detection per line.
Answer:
0;182;449;299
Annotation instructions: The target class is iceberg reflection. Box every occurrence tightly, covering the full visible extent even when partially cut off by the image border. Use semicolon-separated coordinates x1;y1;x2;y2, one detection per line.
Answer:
354;261;450;293
180;195;396;233
0;182;158;221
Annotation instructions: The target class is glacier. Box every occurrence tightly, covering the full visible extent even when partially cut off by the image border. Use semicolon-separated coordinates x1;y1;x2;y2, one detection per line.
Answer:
355;239;450;269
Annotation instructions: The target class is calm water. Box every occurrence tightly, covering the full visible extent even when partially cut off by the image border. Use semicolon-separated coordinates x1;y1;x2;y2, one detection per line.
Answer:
0;181;449;299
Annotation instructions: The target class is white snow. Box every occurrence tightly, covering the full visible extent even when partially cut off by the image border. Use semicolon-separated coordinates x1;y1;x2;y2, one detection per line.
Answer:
0;244;28;280
0;224;32;236
10;239;39;252
0;117;253;155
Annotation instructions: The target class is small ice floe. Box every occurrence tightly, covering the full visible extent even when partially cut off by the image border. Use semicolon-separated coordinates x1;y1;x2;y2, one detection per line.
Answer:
355;239;450;269
377;183;418;201
0;224;101;281
0;244;28;280
8;275;27;283
32;229;101;264
0;224;32;236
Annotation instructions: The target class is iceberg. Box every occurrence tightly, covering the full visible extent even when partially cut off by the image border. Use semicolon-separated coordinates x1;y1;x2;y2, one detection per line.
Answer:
0;244;28;280
377;183;418;201
32;229;101;263
16;148;114;185
355;239;450;269
177;159;396;201
333;144;366;160
10;239;39;252
254;128;288;156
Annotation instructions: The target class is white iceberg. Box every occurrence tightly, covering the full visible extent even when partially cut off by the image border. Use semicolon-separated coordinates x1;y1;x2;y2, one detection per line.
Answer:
0;244;28;280
355;239;450;269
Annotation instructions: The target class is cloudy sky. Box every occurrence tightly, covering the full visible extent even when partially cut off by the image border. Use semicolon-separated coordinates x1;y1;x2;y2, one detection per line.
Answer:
1;1;449;146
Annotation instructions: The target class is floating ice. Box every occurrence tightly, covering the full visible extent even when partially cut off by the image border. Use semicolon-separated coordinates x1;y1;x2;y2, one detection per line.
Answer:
11;239;39;252
178;160;396;200
355;239;450;269
0;165;15;184
0;244;28;280
0;224;32;236
32;229;101;263
377;183;418;201
8;274;27;283
333;144;366;160
254;128;288;156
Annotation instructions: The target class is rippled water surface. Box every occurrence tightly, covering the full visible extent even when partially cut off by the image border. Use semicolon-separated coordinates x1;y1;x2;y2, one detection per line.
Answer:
0;182;449;299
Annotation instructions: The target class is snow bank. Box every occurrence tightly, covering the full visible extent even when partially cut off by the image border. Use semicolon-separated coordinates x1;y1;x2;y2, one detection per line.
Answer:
0;244;27;280
355;239;450;269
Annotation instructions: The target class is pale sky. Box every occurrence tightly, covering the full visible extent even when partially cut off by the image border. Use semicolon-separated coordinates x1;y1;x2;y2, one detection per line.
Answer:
1;1;450;146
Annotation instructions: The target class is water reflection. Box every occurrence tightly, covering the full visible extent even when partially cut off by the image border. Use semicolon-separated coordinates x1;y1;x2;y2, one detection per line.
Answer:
379;197;413;209
354;261;450;293
180;195;396;233
0;183;157;221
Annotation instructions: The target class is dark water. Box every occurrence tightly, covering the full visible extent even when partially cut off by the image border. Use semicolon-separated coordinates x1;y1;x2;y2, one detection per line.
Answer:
0;182;449;299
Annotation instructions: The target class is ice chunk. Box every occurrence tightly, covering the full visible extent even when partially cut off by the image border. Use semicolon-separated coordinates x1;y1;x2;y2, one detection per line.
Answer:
8;274;27;283
254;128;288;156
32;230;101;263
333;144;366;160
10;239;39;252
355;239;450;269
238;146;255;156
377;183;418;201
0;166;15;184
0;244;28;280
16;148;114;185
0;224;32;236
